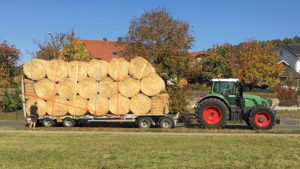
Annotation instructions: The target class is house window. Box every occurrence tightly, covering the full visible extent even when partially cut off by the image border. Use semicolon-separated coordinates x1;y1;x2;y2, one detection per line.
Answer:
112;51;118;55
279;50;283;56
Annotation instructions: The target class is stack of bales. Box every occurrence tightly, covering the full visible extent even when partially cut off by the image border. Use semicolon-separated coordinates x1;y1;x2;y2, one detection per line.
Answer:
23;57;169;117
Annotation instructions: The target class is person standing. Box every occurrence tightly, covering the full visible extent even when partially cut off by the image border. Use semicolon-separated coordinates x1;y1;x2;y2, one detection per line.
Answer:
29;102;38;129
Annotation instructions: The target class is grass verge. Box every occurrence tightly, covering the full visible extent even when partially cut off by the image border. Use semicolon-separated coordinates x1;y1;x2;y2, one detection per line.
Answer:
0;111;25;122
0;133;299;169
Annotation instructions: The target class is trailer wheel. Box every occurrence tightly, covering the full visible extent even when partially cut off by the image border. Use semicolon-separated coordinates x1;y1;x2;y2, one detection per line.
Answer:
42;118;55;127
137;117;152;128
63;118;76;127
249;107;275;130
159;117;173;129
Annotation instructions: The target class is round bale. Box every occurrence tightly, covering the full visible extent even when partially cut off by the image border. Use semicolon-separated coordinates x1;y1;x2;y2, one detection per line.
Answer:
34;78;55;99
150;93;169;115
88;96;109;115
128;57;153;79
23;59;47;80
98;77;117;98
129;93;151;114
140;74;165;96
87;59;108;81
56;78;76;100
109;94;130;115
26;98;48;116
77;77;97;99
68;61;88;81
46;59;69;82
68;96;88;116
108;58;129;81
119;76;140;98
46;97;69;116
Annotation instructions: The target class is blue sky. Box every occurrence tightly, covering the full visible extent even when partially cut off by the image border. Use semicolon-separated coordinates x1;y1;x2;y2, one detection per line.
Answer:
0;0;299;65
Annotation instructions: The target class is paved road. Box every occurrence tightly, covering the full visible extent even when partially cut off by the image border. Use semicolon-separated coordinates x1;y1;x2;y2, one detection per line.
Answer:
0;121;299;130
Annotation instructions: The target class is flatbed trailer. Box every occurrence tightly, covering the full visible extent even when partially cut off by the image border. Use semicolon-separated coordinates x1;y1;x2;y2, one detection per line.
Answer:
22;75;179;128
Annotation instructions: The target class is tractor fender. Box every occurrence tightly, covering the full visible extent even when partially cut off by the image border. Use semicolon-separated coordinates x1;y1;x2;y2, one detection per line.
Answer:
195;95;231;113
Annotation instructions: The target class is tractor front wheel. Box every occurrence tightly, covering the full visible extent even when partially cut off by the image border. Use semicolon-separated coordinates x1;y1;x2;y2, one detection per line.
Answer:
249;107;275;130
196;98;228;128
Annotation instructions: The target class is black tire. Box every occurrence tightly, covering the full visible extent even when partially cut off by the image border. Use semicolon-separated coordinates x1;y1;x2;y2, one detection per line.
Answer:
63;118;76;127
249;107;275;130
196;98;228;128
42;118;55;127
137;117;152;128
244;113;252;129
159;117;173;129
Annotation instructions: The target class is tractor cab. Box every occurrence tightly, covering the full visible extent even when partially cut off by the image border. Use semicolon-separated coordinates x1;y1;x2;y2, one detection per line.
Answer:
210;78;242;106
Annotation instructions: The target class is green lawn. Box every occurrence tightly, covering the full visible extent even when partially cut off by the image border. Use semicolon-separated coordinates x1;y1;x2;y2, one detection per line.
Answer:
0;133;299;169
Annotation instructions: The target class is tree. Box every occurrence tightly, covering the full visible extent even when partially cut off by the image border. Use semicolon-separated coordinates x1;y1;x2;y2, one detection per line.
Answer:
121;8;194;112
34;30;90;61
230;40;281;87
200;43;234;80
0;40;20;88
60;39;90;61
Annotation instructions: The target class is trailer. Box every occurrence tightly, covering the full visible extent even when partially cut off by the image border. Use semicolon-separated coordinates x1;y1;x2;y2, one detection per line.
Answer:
22;75;179;128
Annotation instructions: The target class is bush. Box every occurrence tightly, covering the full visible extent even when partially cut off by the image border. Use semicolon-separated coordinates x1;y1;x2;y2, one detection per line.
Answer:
2;89;22;112
188;83;209;91
274;86;297;106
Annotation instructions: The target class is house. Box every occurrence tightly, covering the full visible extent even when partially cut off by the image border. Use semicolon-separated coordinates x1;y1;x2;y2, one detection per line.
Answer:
81;38;207;62
81;38;123;61
278;44;300;72
190;51;208;61
278;60;300;87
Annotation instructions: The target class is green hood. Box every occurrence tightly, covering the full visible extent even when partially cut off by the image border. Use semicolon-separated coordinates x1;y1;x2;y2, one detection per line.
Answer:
243;94;270;107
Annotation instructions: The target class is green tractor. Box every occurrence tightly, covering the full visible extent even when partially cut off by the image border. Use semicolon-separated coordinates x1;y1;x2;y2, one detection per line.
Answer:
195;78;276;130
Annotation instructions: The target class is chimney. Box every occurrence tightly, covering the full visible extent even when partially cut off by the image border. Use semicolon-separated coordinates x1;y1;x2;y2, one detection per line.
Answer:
117;37;122;45
103;37;107;41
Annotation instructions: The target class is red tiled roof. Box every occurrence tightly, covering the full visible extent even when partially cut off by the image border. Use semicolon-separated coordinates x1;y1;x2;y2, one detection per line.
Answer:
190;51;208;57
81;39;123;61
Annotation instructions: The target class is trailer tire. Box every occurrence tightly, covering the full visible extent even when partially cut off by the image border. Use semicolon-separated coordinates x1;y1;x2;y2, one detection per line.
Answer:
42;118;55;127
137;117;152;128
196;98;228;129
159;117;173;129
63;118;76;127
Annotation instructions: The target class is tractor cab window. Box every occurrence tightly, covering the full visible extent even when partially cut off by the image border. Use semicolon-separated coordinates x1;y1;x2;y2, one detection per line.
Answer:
213;82;236;96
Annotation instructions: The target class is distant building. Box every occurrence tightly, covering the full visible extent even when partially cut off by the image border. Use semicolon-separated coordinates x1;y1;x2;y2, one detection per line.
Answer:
278;44;300;72
81;38;122;62
190;51;208;61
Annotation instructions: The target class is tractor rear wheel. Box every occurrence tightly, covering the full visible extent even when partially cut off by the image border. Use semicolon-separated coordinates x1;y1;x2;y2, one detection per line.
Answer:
249;107;275;130
196;98;228;128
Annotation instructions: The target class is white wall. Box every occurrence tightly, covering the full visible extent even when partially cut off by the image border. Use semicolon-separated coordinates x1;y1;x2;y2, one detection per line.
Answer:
278;46;300;72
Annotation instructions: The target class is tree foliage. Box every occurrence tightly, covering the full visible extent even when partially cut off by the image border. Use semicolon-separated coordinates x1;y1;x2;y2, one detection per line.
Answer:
34;30;90;61
230;40;281;87
122;8;194;112
265;35;300;45
200;43;234;80
0;40;20;88
60;39;90;61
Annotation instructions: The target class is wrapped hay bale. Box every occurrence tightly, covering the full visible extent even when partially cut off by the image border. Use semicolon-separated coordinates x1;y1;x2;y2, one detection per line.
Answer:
98;77;117;98
109;94;130;115
47;97;69;116
25;98;48;116
150;93;169;114
68;96;88;116
87;59;108;81
46;59;69;82
77;77;97;99
56;78;76;100
68;61;88;81
129;93;151;114
108;58;129;81
88;96;109;115
34;78;55;99
119;76;140;98
140;74;165;96
23;59;47;80
128;57;153;79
